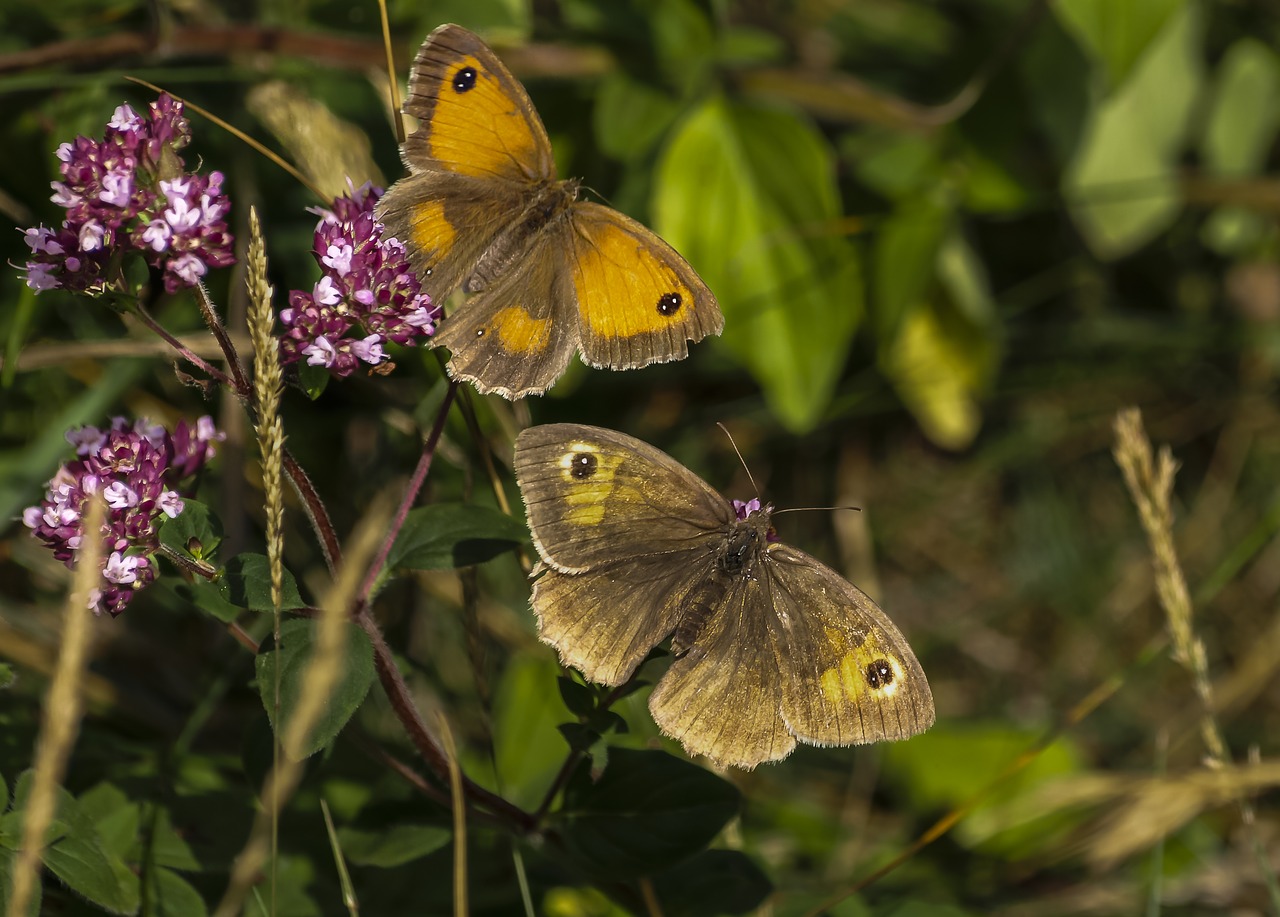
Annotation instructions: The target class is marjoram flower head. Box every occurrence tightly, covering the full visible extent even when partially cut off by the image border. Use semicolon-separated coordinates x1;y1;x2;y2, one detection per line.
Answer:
278;182;439;379
19;94;234;296
23;416;225;617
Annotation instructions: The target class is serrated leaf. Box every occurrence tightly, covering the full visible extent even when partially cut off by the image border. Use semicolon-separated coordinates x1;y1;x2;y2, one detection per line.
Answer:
384;503;528;575
1054;0;1186;88
1063;2;1202;259
558;748;741;880
650;849;772;916
218;553;306;613
41;820;140;915
255;617;375;758
336;824;451;867
157;499;222;559
655;95;861;432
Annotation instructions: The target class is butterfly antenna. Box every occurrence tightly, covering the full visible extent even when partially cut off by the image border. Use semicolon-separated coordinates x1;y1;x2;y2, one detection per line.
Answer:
772;505;863;516
716;422;761;500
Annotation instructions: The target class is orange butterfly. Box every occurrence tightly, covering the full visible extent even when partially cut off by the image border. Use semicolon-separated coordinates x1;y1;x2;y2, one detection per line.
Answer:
377;24;723;399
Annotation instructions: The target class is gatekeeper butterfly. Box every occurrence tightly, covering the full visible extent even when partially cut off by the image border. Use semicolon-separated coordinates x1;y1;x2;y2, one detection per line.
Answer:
377;25;723;399
514;424;935;769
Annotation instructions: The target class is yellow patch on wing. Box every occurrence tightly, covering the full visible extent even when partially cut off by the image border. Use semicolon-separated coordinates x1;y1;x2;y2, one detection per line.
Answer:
493;305;551;355
575;221;696;337
407;199;455;264
559;442;625;526
819;641;906;705
427;55;539;180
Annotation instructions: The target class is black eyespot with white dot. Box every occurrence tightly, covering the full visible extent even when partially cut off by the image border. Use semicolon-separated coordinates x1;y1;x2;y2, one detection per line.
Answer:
865;659;894;690
657;292;682;316
453;67;478;93
569;452;597;479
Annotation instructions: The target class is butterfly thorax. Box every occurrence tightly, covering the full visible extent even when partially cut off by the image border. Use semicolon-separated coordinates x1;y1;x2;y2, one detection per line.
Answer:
464;178;581;294
717;509;775;577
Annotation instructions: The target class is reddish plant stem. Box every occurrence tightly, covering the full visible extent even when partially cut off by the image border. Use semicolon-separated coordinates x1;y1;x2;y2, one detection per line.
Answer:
358;380;458;603
281;448;341;574
355;607;536;833
193;282;251;395
134;302;234;387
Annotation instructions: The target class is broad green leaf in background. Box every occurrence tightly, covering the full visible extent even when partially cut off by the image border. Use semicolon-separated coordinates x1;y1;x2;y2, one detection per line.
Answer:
557;748;741;880
1053;0;1186;89
1063;1;1203;259
872;188;955;342
1199;39;1280;255
254;617;375;758
656;95;862;432
487;653;576;811
594;73;682;162
882;723;1085;857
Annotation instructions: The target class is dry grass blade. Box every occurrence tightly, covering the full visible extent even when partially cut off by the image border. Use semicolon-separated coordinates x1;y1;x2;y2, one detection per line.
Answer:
6;496;105;917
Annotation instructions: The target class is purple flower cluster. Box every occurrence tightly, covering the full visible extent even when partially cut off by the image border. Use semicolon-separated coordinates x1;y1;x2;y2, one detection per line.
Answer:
19;95;234;296
278;183;438;378
23;416;224;617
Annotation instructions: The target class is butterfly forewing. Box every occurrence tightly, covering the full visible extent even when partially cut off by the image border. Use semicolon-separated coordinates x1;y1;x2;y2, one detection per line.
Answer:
399;23;554;182
569;203;722;370
514;424;733;573
763;545;935;744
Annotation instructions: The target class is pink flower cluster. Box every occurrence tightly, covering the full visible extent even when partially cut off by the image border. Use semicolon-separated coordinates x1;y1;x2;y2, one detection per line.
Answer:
19;95;234;295
23;416;224;617
278;183;438;378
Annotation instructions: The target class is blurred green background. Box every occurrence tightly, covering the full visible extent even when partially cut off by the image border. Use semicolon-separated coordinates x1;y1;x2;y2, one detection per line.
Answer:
2;0;1279;914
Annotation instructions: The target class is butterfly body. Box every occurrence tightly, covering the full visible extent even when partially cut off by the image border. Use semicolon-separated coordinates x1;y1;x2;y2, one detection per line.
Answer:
515;423;935;769
378;25;722;398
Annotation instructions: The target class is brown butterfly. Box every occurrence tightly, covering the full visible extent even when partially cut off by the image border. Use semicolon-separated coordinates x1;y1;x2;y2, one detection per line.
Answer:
376;25;723;399
514;423;935;770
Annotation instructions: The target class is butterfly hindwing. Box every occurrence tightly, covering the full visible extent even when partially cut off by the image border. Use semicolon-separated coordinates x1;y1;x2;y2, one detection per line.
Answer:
430;235;577;398
763;546;935;745
398;23;554;182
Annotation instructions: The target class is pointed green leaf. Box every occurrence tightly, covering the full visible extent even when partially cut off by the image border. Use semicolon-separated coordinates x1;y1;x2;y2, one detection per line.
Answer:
656;96;861;431
1054;0;1186;88
336;824;451;867
255;617;375;758
558;748;741;879
650;849;772;916
385;503;528;574
147;866;208;917
218;553;306;613
157;499;222;560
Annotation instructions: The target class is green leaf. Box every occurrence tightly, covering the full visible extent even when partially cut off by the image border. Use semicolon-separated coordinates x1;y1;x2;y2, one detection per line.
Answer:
1198;39;1280;256
384;503;528;574
176;577;245;623
557;723;600;753
157;499;222;560
336;823;451;867
0;664;13;689
491;653;576;811
1063;2;1202;259
557;748;741;879
872;189;954;341
594;73;681;161
41;818;141;914
1054;0;1186;88
557;676;596;718
655;95;861;431
146;867;208;917
218;553;306;613
254;617;376;758
649;849;772;916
